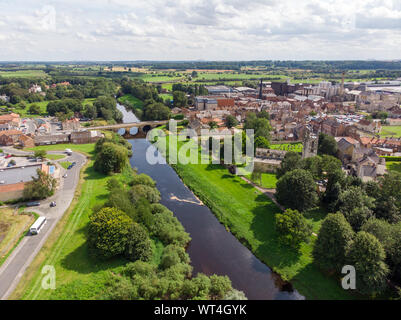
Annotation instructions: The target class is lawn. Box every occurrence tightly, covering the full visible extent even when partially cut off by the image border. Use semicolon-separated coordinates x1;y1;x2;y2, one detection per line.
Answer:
0;209;35;266
26;143;96;156
0;70;48;78
270;142;303;153
118;94;144;111
247;172;278;189
386;161;401;173
60;161;72;170
380;126;401;138
157;137;355;300
46;154;66;161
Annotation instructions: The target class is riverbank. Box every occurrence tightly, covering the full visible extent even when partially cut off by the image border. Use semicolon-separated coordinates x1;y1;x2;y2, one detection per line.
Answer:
157;137;356;300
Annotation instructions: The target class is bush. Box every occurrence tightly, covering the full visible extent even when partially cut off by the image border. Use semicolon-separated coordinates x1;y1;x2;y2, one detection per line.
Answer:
129;173;156;187
130;184;161;204
88;207;133;259
160;245;190;270
94;142;128;174
125;223;153;262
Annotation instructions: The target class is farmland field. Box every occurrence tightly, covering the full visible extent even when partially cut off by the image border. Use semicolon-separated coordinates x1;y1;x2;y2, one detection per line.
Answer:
380;126;401;137
0;70;48;78
270;142;303;153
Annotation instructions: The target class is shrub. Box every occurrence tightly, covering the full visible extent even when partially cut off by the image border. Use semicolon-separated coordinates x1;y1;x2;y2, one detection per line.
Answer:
88;207;133;259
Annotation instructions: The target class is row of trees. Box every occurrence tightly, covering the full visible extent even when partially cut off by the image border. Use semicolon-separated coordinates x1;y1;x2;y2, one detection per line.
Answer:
87;169;245;300
274;142;401;295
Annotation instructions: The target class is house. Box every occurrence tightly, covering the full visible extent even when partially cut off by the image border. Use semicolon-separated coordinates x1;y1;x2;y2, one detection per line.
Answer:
34;133;70;145
0;113;21;128
335;137;360;164
70;130;103;144
36;123;51;134
62;118;81;131
0;130;24;146
356;119;381;134
28;84;42;94
356;154;386;182
0;95;10;103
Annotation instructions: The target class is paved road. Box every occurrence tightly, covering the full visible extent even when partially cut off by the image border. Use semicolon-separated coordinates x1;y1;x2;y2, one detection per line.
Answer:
0;150;87;300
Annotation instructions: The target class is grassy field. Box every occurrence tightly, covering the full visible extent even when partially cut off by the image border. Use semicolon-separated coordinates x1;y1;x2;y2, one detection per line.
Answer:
386;161;401;173
60;161;72;170
26;143;95;156
118;94;144;111
0;70;48;78
0;209;35;266
159;93;173;102
270;142;303;153
380;126;401;137
247;172;278;189
46;154;66;161
158;137;355;299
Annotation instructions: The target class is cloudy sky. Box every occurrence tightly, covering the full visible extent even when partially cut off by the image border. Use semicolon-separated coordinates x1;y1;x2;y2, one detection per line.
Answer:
0;0;400;61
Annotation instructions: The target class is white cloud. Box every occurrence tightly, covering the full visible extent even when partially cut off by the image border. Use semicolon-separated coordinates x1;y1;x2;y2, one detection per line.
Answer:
0;0;400;60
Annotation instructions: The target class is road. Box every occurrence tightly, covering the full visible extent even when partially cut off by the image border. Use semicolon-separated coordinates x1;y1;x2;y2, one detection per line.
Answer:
0;150;87;300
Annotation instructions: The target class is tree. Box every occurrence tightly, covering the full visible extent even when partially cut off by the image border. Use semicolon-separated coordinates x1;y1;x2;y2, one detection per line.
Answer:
375;172;401;223
208;121;218;129
83;104;97;119
143;102;171;121
275;209;312;249
338;186;374;231
23;169;57;200
313;213;354;271
346;231;389;295
28;103;41;115
254;136;269;149
318;133;338;156
130;184;161;204
172;91;187;108
276;151;301;178
88;207;133;259
243;112;271;140
276;169;318;211
125;223;153;262
225;115;238;128
94;142;128;174
34;150;47;160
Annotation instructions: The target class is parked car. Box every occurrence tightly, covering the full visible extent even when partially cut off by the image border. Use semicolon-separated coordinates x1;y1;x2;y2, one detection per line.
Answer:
5;154;12;159
63;173;68;178
0;180;5;184
27;201;41;207
50;201;56;207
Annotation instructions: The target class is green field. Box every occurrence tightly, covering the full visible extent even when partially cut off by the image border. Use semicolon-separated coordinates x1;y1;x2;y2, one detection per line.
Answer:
118;94;144;110
45;154;66;161
158;137;355;299
247;172;278;189
0;70;48;78
60;161;72;169
26;143;95;156
159;93;173;102
380;126;401;138
270;142;303;153
386;161;401;173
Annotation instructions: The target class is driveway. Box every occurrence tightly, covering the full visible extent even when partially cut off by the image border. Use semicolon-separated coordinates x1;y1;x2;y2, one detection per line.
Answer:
0;150;87;300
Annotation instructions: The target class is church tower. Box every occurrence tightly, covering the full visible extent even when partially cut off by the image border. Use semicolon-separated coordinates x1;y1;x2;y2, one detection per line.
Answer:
302;128;318;159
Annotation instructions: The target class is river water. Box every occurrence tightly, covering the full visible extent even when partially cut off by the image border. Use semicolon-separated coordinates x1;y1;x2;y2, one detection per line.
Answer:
117;103;304;300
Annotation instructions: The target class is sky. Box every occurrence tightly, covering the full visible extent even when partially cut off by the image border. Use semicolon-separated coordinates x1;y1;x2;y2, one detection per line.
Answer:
0;0;400;61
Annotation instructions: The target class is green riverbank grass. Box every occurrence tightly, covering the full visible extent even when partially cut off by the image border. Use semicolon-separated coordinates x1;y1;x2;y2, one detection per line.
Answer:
158;137;355;300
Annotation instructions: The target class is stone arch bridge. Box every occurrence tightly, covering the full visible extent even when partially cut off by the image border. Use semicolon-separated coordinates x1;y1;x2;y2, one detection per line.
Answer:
88;120;168;138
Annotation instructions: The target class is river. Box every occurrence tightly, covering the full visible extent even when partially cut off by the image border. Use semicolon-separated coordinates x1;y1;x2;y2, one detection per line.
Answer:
117;103;304;300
